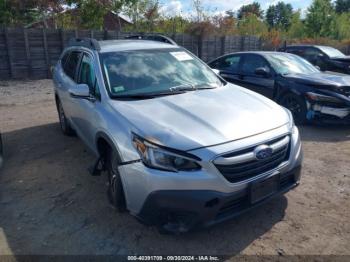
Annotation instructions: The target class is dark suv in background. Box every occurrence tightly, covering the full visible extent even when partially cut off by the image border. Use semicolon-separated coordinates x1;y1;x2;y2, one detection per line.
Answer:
209;51;350;124
280;45;350;74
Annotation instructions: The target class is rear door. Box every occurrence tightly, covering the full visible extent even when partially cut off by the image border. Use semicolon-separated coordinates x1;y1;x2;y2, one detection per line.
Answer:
209;54;244;85
239;54;275;98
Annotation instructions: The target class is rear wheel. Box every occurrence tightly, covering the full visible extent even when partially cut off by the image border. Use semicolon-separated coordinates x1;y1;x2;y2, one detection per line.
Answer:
279;93;307;125
56;99;75;136
106;149;126;212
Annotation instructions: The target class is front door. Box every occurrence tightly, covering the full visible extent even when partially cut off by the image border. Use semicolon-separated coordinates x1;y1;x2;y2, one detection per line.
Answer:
240;54;275;98
71;53;102;149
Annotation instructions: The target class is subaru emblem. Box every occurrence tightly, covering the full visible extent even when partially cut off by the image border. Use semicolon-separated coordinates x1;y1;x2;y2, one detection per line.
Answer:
254;145;273;160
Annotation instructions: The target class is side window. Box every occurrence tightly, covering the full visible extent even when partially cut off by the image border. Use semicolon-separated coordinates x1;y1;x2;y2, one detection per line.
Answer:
78;54;100;99
287;48;305;57
64;51;81;80
242;55;269;75
303;48;321;63
61;52;70;68
214;55;241;73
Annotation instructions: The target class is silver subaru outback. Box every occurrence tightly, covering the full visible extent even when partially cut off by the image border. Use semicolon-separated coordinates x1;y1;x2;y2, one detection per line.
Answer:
53;38;302;233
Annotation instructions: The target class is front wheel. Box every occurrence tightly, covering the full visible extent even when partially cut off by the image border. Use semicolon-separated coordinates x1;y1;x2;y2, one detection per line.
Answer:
56;99;75;136
279;93;307;125
106;149;126;212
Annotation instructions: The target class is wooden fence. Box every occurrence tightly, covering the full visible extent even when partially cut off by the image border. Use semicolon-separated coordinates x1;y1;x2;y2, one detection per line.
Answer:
0;28;263;80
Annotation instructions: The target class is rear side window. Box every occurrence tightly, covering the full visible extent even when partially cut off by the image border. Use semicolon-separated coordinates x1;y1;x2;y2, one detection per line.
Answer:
286;48;305;57
211;55;241;73
304;48;321;59
64;51;81;80
61;52;70;68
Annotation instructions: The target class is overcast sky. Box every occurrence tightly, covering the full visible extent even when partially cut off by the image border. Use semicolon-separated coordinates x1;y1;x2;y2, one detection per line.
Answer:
159;0;312;17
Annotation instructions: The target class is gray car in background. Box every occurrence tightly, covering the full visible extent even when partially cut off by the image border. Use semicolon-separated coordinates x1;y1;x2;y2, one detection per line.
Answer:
53;38;303;233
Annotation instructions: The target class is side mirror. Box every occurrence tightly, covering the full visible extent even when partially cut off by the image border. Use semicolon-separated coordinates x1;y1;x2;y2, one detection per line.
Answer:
315;65;321;71
69;84;90;98
255;67;270;77
212;68;220;75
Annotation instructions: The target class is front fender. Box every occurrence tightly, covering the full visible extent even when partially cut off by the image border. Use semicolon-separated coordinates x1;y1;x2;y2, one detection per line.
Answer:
95;131;124;162
274;80;307;102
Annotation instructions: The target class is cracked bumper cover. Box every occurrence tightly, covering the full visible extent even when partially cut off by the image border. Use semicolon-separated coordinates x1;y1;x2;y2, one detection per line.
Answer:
307;102;350;123
136;165;302;231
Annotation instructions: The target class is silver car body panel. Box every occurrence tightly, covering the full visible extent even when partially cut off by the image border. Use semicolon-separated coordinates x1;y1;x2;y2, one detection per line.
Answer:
119;125;301;214
108;84;289;151
53;40;302;216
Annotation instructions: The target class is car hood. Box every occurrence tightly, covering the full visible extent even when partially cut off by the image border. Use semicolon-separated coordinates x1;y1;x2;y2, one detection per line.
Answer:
109;84;289;151
283;72;350;88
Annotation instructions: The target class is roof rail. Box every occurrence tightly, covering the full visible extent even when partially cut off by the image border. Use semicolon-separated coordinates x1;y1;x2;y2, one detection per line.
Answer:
68;38;101;51
124;33;177;46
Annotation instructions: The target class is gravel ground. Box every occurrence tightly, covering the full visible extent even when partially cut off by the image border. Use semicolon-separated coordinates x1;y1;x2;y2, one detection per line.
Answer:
0;79;350;256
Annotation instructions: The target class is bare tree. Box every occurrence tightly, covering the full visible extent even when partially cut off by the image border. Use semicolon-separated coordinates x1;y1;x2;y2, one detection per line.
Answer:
192;0;204;22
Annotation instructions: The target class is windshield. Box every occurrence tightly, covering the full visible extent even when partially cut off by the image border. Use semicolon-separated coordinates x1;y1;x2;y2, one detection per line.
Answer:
100;49;222;97
317;46;345;58
266;53;320;75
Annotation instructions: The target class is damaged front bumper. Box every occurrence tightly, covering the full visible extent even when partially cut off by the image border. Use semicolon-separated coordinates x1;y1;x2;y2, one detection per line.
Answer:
137;166;302;233
306;97;350;124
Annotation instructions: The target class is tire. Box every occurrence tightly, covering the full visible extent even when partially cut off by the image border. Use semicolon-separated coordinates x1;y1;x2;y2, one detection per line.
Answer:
279;93;307;125
56;99;75;136
106;149;126;212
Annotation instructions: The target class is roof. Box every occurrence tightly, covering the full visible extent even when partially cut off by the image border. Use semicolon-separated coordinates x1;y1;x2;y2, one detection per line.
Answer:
222;51;288;56
208;51;296;63
98;40;179;53
285;44;329;48
67;38;179;53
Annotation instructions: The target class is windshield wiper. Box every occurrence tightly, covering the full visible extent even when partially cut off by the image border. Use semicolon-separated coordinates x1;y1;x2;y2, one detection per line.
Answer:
194;83;219;89
111;90;187;100
111;83;219;100
170;83;195;92
170;83;219;92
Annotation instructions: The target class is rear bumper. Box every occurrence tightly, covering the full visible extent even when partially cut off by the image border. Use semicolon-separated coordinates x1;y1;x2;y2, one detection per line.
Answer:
136;165;301;233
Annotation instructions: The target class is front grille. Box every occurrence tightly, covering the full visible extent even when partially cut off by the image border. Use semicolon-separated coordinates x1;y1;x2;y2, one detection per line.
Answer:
214;135;290;183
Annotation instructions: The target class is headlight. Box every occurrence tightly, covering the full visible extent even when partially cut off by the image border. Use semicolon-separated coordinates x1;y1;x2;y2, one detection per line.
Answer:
306;92;344;104
132;134;201;172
